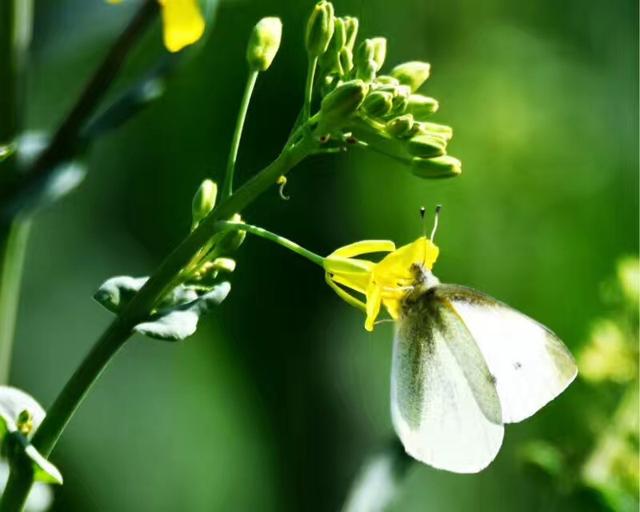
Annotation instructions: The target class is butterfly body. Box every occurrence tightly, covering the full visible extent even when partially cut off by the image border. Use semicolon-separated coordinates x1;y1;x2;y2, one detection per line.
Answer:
390;269;577;473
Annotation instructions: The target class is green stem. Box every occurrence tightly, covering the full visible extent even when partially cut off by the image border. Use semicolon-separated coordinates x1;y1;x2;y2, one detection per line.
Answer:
303;57;317;122
221;69;259;199
0;133;319;510
0;0;33;390
0;0;32;150
218;221;324;267
36;135;315;455
0;219;30;385
0;464;32;512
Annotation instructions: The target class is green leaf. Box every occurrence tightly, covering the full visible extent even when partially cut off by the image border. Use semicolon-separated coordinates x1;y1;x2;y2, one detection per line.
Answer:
94;275;148;313
134;282;231;341
157;283;200;309
24;445;63;485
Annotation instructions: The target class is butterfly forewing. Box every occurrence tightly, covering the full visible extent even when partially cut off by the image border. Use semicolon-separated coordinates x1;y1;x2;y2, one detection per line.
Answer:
391;290;504;473
436;284;578;424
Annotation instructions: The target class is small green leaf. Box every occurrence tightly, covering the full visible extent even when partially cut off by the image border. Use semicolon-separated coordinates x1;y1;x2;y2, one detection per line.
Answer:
134;310;200;341
25;445;63;485
157;284;200;309
134;282;231;341
94;276;148;313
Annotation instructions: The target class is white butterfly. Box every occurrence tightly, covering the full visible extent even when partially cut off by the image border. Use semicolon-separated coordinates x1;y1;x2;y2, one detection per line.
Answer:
390;270;577;473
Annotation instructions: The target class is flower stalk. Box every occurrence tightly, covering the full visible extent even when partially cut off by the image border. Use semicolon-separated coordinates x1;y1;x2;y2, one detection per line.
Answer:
221;69;259;199
0;219;31;385
0;130;318;509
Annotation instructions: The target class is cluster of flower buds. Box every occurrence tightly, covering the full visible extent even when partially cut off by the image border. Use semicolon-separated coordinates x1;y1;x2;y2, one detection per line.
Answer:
189;179;246;285
305;1;461;179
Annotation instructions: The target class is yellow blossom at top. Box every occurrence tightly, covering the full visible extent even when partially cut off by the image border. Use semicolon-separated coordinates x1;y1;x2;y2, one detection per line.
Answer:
323;237;440;331
109;0;205;53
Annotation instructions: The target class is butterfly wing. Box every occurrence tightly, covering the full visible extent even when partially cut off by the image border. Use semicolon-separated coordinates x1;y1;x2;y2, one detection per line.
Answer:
436;284;578;424
391;290;504;473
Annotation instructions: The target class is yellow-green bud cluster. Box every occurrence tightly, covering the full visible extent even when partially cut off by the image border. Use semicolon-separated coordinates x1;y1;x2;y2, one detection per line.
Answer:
303;0;461;179
188;180;246;286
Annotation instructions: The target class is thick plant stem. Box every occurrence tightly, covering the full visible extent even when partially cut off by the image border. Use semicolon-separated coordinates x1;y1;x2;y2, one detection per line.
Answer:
221;69;259;199
0;0;159;214
0;219;30;384
0;134;318;509
0;465;32;512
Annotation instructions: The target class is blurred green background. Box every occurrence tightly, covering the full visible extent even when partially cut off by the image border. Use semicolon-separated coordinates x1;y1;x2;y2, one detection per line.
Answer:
10;0;638;510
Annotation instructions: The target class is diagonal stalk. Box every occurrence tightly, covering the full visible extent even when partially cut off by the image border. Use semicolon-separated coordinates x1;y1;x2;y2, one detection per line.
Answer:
0;219;31;384
221;70;259;199
0;132;318;510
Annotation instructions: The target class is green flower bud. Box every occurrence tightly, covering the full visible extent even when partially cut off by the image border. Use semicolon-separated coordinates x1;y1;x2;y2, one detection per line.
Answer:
362;91;393;117
385;114;415;138
318;17;345;74
418;121;453;141
217;214;246;254
375;75;400;87
406;134;446;158
390;61;431;91
17;409;33;436
406;94;439;119
338;47;353;75
411;155;462;179
246;17;283;72
305;1;335;57
321;74;340;96
354;39;382;79
391;85;411;114
318;79;368;132
211;257;236;273
192;179;218;227
369;37;387;70
356;60;377;82
332;17;346;49
343;16;359;51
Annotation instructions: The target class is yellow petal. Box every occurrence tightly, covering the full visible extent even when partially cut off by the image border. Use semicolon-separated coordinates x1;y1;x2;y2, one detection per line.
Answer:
329;240;395;259
364;283;382;332
382;296;402;320
331;272;371;294
376;236;439;278
324;274;367;312
159;0;205;52
323;255;375;275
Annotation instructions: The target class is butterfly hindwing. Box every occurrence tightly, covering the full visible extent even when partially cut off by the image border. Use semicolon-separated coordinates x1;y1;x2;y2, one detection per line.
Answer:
391;289;504;473
435;284;578;424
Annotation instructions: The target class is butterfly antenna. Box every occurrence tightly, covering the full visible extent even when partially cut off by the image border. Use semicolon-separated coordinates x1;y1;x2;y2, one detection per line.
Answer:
430;204;442;241
419;206;427;236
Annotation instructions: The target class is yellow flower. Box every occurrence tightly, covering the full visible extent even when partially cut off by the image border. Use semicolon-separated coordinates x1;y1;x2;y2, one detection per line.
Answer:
109;0;205;53
323;237;440;331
